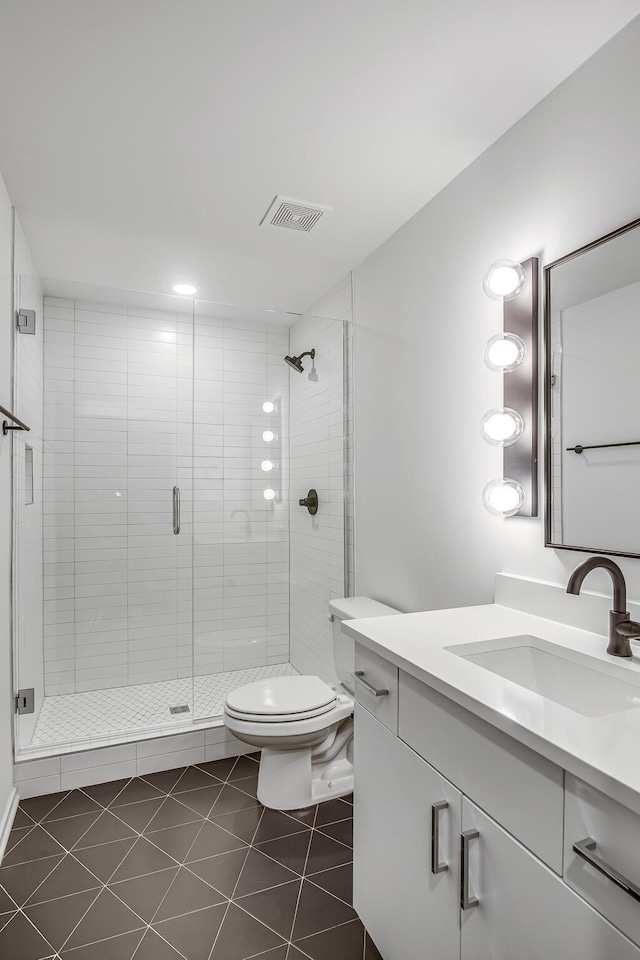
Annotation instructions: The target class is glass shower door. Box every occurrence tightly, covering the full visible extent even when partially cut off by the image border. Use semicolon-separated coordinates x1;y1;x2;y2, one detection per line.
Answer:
13;280;195;754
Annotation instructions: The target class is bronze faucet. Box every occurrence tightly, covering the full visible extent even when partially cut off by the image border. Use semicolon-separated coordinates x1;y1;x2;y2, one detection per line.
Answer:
566;557;640;658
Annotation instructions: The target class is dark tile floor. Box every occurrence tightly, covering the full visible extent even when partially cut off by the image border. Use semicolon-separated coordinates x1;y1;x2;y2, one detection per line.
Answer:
0;753;383;960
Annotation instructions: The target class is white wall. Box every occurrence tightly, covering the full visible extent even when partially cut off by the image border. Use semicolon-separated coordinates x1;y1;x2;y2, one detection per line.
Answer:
0;173;15;826
354;15;640;610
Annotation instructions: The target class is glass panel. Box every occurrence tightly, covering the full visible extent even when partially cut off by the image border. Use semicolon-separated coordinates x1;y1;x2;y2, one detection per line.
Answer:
14;278;194;753
192;300;294;721
13;273;45;753
288;314;346;677
11;271;351;756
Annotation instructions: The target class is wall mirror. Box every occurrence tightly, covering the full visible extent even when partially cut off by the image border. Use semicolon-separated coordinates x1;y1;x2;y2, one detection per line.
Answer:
545;216;640;558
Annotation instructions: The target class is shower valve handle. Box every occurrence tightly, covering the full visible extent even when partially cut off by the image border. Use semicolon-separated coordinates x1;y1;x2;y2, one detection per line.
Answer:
299;489;319;516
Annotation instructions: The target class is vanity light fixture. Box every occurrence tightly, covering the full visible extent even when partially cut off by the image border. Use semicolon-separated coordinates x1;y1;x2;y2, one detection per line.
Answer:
263;488;276;501
262;430;275;443
480;407;523;446
172;283;197;296
483;332;526;373
482;478;525;517
482;256;538;517
261;460;274;472
483;259;526;301
262;401;275;413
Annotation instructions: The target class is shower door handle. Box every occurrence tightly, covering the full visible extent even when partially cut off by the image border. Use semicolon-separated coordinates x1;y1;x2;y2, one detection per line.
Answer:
173;486;180;535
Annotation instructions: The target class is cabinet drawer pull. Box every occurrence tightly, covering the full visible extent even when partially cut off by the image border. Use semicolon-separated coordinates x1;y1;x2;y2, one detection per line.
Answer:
573;837;640;903
431;801;448;874
460;829;479;909
352;671;389;698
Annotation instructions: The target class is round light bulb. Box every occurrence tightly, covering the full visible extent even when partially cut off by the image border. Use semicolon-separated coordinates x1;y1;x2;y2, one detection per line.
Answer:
482;478;525;517
263;488;276;501
480;407;523;447
483;260;526;301
483;333;526;373
261;460;274;472
172;283;197;296
262;401;275;413
262;430;275;443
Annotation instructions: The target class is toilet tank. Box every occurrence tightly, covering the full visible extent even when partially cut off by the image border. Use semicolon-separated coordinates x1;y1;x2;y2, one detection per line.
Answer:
329;597;400;693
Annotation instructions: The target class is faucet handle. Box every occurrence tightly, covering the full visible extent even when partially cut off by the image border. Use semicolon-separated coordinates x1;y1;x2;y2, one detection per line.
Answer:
609;614;640;657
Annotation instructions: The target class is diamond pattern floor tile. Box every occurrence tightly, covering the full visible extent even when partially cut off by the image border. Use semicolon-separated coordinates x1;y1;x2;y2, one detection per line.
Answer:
1;756;383;960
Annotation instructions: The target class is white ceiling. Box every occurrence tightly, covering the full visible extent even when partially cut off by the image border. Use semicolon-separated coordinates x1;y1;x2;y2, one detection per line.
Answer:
0;0;638;312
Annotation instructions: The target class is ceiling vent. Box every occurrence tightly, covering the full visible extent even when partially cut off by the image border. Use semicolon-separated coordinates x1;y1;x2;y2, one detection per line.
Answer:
260;196;332;233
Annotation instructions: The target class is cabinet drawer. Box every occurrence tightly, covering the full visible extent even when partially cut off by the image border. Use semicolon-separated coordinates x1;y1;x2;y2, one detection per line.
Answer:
462;798;640;960
354;643;399;734
399;670;563;872
565;774;640;947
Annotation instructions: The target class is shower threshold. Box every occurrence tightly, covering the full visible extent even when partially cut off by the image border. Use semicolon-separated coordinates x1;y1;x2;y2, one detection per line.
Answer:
20;663;297;760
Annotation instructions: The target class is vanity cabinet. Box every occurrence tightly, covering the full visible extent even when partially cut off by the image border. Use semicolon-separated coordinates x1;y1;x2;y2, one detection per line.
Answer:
354;704;461;960
564;774;640;948
354;651;640;960
461;799;638;960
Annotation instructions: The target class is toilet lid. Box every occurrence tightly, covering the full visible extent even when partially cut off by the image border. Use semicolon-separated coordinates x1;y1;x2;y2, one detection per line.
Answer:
226;676;337;717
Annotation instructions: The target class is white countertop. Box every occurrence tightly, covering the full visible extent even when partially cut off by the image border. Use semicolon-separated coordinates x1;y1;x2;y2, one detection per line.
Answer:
343;604;640;815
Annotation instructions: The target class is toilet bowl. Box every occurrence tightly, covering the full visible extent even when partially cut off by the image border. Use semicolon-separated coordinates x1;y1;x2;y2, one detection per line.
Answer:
223;597;400;810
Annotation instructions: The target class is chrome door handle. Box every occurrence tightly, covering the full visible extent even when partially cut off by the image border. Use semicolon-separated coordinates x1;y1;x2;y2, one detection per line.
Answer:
573;837;640;903
460;829;479;909
431;801;448;874
352;671;388;698
173;485;180;535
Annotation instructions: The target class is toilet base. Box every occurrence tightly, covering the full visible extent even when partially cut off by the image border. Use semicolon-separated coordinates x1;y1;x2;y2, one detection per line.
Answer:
257;745;353;810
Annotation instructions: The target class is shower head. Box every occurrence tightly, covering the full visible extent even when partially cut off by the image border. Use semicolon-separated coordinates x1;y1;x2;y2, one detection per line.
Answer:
284;348;315;373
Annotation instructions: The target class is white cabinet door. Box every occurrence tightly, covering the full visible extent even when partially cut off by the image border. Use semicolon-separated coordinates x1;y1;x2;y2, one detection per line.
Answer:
354;703;461;960
460;798;640;960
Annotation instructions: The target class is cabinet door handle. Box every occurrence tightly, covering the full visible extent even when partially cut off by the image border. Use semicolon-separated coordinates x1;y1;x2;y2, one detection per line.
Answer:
173;485;180;535
460;829;479;909
352;671;388;698
431;801;449;874
573;837;640;904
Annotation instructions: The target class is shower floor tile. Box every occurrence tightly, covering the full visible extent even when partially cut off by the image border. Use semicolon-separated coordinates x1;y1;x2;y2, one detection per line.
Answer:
30;664;298;749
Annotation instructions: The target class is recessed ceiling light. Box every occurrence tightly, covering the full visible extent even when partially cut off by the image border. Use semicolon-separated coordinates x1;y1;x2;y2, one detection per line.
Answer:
172;283;197;296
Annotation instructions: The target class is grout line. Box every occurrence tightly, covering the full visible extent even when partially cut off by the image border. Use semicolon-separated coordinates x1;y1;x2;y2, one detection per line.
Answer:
53;884;104;954
79;777;134;809
67;832;143;885
62;923;148;959
204;803;267;960
9;906;58;957
135;922;192;960
285;802;318;945
303;873;354;910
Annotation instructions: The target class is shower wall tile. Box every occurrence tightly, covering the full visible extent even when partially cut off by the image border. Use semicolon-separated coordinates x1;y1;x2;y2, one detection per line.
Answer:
14;724;250;798
42;299;290;698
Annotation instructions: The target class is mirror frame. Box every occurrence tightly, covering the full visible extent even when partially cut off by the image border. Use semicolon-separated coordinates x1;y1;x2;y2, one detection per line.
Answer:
544;214;640;559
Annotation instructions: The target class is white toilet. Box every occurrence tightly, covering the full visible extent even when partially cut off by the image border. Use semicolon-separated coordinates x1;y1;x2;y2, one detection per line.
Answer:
223;596;399;810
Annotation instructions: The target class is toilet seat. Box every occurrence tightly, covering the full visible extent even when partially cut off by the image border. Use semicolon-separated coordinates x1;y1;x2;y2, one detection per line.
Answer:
225;701;338;723
224;696;354;741
225;675;338;723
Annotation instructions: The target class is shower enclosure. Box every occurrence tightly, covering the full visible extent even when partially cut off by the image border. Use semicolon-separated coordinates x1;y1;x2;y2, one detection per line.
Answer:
11;273;351;760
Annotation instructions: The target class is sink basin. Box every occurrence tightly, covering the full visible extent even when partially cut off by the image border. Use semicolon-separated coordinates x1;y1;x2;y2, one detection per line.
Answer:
446;635;640;716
